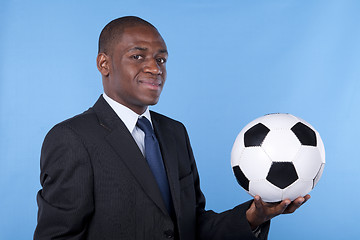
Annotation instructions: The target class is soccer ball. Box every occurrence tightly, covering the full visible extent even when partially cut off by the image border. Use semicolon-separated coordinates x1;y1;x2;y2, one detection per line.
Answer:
231;113;325;202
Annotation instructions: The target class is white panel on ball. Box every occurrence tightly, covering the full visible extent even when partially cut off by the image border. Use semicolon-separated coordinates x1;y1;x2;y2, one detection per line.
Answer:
313;163;325;187
282;179;313;201
250;180;283;202
231;139;244;167
293;146;323;180
260;113;298;130
316;132;326;163
261;130;301;162
239;147;272;180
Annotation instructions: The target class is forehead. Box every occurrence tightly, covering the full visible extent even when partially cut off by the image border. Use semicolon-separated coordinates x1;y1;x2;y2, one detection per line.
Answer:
114;25;167;52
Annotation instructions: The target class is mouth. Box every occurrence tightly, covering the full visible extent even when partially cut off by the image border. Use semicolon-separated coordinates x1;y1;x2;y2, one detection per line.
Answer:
138;79;162;89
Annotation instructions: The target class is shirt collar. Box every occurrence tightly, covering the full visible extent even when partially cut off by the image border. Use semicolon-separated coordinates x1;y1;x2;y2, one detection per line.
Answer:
102;93;152;133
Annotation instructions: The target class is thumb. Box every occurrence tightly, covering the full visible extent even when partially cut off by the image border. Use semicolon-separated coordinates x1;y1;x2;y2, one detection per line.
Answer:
254;195;263;210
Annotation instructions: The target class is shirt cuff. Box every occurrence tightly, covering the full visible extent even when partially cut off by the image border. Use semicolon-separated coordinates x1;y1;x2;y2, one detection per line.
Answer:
252;226;261;238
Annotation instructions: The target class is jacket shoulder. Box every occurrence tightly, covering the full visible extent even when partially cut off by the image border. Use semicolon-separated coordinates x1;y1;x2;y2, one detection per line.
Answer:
52;108;99;130
45;108;101;142
150;111;184;128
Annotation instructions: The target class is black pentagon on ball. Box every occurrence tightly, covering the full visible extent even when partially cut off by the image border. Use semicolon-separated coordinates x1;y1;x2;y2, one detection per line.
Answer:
291;122;317;146
244;123;270;147
266;162;299;189
233;166;249;191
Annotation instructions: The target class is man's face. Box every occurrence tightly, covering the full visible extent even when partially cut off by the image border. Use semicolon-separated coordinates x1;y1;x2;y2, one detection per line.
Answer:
101;25;168;114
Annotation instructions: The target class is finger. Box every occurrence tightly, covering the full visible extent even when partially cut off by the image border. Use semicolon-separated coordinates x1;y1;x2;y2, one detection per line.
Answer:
254;195;263;210
284;197;305;214
303;194;311;204
292;195;310;206
294;197;305;206
277;199;291;214
263;199;290;215
292;194;310;210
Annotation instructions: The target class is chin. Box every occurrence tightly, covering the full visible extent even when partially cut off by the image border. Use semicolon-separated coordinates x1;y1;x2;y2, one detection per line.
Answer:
147;100;160;106
145;97;160;106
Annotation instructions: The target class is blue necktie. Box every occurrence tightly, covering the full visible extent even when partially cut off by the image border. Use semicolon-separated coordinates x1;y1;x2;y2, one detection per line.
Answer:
136;117;173;215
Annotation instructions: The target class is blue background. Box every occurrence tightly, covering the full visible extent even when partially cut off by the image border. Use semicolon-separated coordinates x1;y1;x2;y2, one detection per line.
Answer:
1;0;359;239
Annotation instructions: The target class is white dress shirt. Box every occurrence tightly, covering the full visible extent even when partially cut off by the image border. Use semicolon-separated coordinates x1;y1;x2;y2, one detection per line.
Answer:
103;93;152;157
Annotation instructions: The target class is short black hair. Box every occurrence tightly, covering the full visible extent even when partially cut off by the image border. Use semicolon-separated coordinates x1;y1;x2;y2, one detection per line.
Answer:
98;16;157;54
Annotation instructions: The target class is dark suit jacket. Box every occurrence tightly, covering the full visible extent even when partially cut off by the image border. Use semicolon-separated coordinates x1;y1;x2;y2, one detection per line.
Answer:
34;96;269;240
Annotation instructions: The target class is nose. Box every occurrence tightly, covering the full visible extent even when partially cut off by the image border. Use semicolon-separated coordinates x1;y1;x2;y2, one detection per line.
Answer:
143;59;162;75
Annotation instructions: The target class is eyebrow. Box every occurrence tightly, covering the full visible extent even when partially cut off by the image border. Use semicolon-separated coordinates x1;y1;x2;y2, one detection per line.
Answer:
128;47;147;52
128;47;168;54
159;49;168;54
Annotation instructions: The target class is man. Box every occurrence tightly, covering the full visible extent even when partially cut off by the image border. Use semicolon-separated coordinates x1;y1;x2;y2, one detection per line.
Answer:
34;16;309;240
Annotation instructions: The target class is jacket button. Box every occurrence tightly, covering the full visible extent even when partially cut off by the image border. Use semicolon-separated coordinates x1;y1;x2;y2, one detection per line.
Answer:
164;229;174;238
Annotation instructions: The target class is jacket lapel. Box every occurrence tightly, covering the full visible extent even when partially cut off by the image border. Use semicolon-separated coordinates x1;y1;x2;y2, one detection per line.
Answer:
92;96;169;215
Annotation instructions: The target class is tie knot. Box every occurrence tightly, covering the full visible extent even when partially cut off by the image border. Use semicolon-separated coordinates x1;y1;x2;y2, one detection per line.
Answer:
136;117;154;136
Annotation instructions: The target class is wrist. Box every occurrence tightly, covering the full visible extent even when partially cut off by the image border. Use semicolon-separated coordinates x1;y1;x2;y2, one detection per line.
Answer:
246;208;260;230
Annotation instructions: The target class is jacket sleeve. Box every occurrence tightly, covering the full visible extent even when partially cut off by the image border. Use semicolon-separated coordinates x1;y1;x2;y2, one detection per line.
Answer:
34;124;94;240
181;125;270;240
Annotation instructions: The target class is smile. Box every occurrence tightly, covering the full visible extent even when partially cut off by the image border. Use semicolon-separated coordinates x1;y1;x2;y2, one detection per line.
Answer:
139;79;162;87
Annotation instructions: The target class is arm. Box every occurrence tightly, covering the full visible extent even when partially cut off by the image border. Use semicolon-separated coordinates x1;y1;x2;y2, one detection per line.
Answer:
34;124;94;240
192;160;270;240
180;125;268;240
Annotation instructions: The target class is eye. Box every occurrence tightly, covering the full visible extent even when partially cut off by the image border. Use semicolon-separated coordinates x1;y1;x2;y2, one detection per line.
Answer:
157;58;167;64
132;55;143;60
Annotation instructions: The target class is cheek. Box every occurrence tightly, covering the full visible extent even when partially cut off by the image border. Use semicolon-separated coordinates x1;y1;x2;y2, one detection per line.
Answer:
112;69;134;88
161;68;167;81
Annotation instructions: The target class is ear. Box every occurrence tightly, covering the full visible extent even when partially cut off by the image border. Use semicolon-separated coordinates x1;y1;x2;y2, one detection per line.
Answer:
97;53;110;77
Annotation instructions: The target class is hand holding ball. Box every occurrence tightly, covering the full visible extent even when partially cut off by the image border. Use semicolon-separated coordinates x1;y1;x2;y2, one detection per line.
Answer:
231;113;325;202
